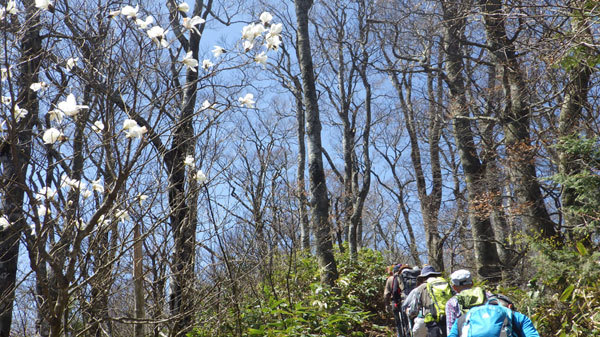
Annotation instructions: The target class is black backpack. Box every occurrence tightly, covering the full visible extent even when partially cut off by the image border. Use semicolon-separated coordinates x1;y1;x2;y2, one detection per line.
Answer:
391;268;421;304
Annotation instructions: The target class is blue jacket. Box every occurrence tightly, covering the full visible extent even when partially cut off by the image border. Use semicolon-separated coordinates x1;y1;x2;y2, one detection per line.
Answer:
447;308;539;337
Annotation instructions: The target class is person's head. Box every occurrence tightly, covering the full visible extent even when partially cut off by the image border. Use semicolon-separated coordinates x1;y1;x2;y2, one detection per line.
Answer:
417;265;441;282
393;263;410;275
386;265;395;276
490;294;516;311
450;269;473;293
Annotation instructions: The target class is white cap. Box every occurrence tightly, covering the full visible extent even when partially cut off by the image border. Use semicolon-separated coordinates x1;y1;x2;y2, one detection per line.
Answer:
450;269;473;286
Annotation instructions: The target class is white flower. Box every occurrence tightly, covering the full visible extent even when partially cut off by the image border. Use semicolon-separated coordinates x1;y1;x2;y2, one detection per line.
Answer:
135;15;154;29
1;96;11;105
37;187;56;200
115;209;130;223
0;8;5;20
42;127;63;144
92;120;104;133
241;23;265;42
265;35;281;51
6;0;18;15
254;51;267;66
259;12;273;26
195;170;207;184
147;26;169;48
184;155;195;168
201;59;213;70
48;109;64;124
181;51;198;72
108;9;121;18
29;82;48;92
212;45;225;58
120;5;138;19
201;100;211;110
82;190;92;199
269;23;283;36
126;125;148;139
35;0;54;11
14;105;28;122
58;93;89;117
0;67;10;81
238;93;255;108
182;16;205;35
177;2;189;12
37;205;49;218
243;40;254;52
61;175;86;190
137;194;148;205
66;57;78;72
0;216;10;231
92;179;104;193
122;118;138;130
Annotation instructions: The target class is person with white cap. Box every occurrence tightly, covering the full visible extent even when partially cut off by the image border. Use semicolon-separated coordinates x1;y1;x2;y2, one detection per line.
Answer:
445;269;488;332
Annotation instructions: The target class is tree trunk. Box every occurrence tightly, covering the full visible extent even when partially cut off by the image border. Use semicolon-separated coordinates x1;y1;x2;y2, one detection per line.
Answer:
294;0;339;286
295;94;311;251
441;0;502;281
0;1;41;334
479;0;557;241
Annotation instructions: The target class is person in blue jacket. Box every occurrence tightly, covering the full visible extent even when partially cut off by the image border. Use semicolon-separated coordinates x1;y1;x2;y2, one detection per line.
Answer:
447;294;539;337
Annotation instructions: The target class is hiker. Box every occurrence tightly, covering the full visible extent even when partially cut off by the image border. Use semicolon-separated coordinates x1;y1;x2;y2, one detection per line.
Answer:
402;267;426;337
447;294;540;337
405;265;453;337
389;264;410;336
384;264;397;313
445;269;489;331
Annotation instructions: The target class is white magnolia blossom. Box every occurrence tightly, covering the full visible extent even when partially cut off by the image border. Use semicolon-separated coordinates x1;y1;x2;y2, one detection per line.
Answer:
195;170;207;184
115;209;130;223
1;96;11;105
135;15;154;29
92;120;104;133
125;125;148;139
109;9;121;17
120;5;138;19
147;26;169;48
0;216;10;231
35;0;53;11
241;23;265;42
184;155;195;168
265;35;281;51
243;40;254;52
212;45;225;58
14;105;28;122
0;8;5;21
81;190;92;199
201;59;213;70
48;109;64;124
42;127;63;144
182;16;205;35
177;2;189;12
36;187;56;200
259;12;273;26
58;93;89;117
201;100;212;110
238;93;255;108
254;51;267;66
122;118;138;130
181;51;198;72
29;82;48;92
6;1;18;15
137;194;148;205
37;205;49;218
91;179;104;193
0;67;10;81
66;57;78;72
269;23;283;36
61;175;86;191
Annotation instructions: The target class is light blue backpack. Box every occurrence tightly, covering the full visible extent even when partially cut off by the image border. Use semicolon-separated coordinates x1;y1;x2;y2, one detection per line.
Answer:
459;301;515;337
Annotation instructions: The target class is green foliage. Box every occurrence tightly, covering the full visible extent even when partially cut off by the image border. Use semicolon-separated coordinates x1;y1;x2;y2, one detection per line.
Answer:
190;246;391;336
520;136;600;336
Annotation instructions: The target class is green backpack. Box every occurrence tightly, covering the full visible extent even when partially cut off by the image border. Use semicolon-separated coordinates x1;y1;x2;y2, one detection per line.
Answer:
424;277;454;323
456;286;487;313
